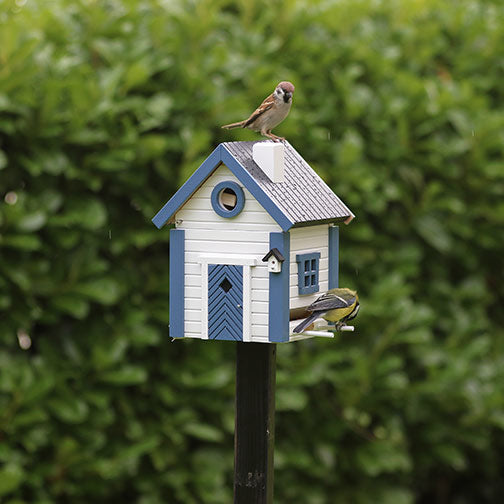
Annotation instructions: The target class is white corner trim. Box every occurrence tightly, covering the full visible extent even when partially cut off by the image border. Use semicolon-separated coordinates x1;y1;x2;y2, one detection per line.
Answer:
242;265;252;342
197;253;258;266
201;264;209;339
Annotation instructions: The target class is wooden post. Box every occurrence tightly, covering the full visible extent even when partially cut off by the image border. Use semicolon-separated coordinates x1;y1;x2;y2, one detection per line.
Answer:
234;342;276;504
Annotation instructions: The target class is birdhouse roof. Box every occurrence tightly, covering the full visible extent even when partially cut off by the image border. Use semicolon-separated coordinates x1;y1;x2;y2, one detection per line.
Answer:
152;140;354;231
262;247;285;263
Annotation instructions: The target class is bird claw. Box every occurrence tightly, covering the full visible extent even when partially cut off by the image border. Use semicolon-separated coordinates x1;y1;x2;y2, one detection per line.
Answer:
265;133;285;142
334;322;345;331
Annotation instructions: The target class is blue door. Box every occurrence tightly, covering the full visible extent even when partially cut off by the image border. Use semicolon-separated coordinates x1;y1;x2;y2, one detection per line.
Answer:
208;264;243;341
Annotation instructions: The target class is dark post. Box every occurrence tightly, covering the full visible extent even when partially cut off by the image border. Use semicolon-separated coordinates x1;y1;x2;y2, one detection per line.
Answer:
234;342;276;504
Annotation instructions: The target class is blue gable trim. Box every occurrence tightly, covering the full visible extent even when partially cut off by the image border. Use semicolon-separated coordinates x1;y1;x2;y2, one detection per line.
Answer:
151;143;294;231
268;232;290;343
328;225;339;289
152;145;222;229
169;229;185;338
220;146;293;232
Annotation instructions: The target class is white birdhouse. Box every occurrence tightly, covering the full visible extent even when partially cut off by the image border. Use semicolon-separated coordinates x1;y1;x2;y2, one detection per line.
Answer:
262;248;284;273
152;140;355;343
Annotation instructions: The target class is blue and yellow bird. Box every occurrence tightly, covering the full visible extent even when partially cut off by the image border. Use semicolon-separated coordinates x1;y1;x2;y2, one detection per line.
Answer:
293;288;360;333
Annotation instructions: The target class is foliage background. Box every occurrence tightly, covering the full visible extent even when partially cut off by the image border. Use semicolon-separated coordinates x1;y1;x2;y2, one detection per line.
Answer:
1;0;503;502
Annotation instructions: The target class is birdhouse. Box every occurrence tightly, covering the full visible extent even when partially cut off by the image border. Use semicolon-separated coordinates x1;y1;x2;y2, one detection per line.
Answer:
152;141;354;343
262;248;284;273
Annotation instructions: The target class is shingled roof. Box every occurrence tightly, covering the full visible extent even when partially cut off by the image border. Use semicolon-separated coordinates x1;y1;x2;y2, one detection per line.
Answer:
223;141;353;227
152;140;354;231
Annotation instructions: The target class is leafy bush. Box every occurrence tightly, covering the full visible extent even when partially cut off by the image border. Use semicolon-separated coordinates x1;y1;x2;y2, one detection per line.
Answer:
1;0;503;502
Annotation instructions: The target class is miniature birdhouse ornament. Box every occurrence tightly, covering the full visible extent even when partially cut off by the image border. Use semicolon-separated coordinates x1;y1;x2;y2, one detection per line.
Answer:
262;248;284;273
152;141;355;343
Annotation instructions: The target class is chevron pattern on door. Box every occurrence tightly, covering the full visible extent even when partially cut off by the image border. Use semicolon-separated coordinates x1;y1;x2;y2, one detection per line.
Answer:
208;264;243;341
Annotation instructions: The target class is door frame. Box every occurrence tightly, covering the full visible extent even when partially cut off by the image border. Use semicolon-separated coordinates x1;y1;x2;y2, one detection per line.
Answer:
198;254;257;342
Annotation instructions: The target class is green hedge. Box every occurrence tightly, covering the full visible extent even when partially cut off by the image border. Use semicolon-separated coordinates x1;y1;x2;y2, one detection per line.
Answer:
1;0;503;502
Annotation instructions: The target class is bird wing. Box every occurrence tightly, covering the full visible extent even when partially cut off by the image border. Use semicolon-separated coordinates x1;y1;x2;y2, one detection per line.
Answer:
345;302;360;321
293;313;319;334
307;292;357;313
243;93;275;127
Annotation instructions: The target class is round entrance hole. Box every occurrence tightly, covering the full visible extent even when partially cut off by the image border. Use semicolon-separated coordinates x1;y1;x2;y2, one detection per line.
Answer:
219;187;238;211
211;181;245;218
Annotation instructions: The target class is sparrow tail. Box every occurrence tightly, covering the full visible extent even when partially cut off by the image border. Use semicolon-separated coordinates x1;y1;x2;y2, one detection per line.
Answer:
221;121;245;129
293;313;319;334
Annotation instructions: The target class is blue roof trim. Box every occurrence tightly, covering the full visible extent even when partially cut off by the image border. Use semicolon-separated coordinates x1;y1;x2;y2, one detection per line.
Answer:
152;143;295;231
152;145;223;229
220;146;294;232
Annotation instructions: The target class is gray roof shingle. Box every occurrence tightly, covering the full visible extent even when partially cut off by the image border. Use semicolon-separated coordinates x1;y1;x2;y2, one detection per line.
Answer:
222;140;354;227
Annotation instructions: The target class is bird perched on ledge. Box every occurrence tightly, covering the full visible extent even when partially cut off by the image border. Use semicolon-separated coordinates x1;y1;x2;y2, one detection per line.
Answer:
293;288;360;334
221;81;295;142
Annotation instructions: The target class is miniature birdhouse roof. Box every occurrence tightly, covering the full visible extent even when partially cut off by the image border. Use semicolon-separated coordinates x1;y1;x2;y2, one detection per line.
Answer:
152;140;354;231
262;248;285;263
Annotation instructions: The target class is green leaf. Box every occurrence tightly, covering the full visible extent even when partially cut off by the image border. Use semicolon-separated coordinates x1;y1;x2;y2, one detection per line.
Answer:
17;211;47;232
48;397;90;424
0;464;23;496
13;408;48;427
51;197;107;230
129;324;160;347
139;134;170;161
355;441;412;476
276;388;308;411
51;295;90;319
124;61;151;91
0;149;7;170
23;373;55;403
73;278;121;305
2;234;42;250
434;444;467;470
183;423;224;442
101;365;147;385
416;214;452;253
377;488;414;504
92;337;128;369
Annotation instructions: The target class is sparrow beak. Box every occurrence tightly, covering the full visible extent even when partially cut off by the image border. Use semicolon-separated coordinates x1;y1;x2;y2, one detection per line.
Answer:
283;92;292;103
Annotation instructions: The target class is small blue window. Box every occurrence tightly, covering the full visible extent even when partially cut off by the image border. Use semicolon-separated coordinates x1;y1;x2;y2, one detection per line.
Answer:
211;181;245;218
296;252;320;295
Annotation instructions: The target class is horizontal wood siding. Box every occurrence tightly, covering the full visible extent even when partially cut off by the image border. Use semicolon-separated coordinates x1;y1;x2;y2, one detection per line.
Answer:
176;164;281;342
289;224;329;309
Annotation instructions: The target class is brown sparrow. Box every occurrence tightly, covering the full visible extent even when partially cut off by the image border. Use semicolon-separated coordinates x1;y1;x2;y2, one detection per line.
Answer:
221;81;295;141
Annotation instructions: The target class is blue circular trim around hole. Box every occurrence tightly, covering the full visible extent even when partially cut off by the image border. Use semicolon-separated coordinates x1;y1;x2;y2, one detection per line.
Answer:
211;181;245;218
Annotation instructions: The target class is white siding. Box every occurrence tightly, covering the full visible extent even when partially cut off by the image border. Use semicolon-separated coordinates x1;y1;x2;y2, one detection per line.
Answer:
176;164;281;342
289;224;329;309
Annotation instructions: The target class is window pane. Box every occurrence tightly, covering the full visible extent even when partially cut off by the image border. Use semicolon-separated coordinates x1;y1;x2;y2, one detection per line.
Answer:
296;252;321;295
